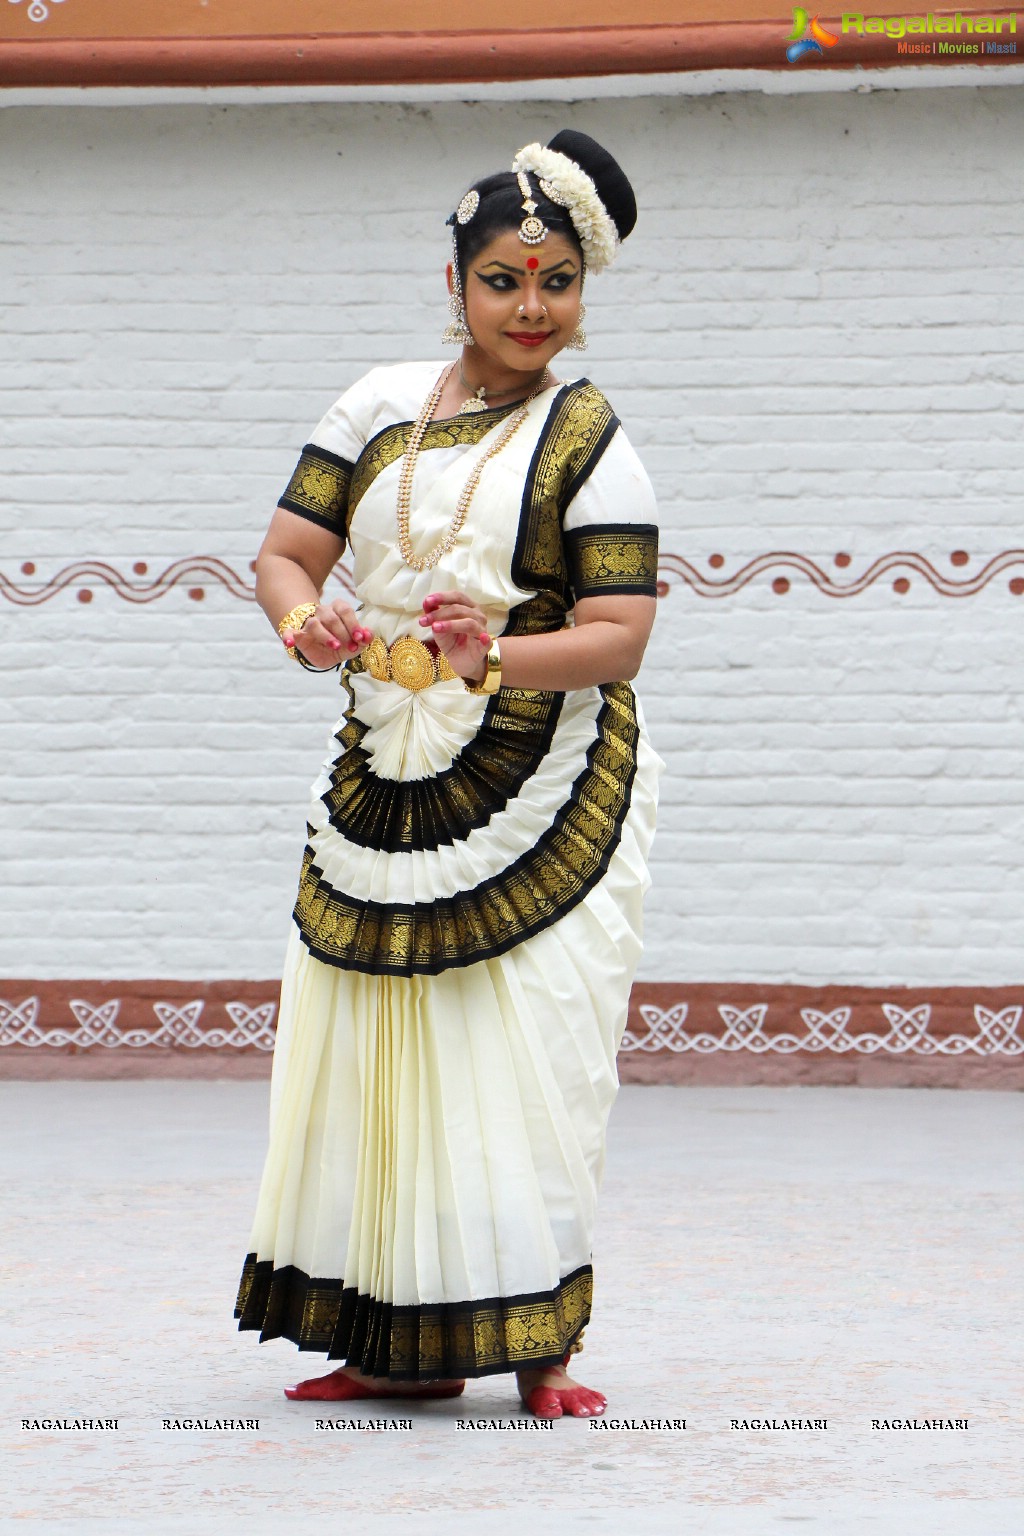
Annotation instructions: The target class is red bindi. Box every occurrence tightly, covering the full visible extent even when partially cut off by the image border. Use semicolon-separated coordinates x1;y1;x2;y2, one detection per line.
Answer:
526;257;539;270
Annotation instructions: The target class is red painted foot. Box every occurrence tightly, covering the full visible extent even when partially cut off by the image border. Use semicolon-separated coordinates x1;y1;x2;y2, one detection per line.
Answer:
523;1382;607;1420
284;1369;465;1402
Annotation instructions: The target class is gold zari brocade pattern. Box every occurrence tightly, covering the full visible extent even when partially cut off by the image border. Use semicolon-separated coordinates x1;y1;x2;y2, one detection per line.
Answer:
234;1253;592;1378
292;682;639;974
565;525;660;599
321;671;562;852
279;445;353;536
519;384;616;579
347;409;521;520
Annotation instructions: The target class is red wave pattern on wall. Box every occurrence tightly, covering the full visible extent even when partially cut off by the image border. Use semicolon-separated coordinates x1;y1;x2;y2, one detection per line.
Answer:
2;552;1024;606
658;550;1024;600
0;557;356;606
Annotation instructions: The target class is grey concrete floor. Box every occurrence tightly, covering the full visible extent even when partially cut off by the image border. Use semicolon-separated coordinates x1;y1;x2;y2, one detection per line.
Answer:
2;1082;1023;1536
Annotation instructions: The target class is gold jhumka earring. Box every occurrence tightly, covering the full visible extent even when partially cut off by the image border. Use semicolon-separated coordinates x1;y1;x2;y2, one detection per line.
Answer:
442;190;479;346
566;302;588;352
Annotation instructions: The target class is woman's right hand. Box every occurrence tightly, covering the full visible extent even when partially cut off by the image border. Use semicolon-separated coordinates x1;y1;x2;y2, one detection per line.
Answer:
281;599;373;669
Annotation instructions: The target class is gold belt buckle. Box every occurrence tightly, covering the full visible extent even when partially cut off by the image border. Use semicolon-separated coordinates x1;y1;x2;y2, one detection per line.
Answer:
363;635;458;691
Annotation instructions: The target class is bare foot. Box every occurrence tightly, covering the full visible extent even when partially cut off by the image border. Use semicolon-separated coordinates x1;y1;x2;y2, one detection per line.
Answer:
284;1365;465;1401
516;1362;606;1419
334;1367;466;1394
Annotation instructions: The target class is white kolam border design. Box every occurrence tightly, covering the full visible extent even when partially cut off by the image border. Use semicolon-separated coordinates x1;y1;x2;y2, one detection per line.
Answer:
621;1002;1024;1056
0;997;277;1050
2;995;1021;1057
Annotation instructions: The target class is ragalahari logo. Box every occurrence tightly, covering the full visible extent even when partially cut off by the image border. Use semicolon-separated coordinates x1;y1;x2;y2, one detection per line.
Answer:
786;8;840;59
786;10;1018;60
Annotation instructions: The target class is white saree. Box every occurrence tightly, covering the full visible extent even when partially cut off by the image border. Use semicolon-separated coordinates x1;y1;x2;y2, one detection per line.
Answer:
234;361;663;1379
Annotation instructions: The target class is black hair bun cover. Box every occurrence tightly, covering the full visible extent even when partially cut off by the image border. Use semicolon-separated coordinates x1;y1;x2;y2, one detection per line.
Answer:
546;129;638;243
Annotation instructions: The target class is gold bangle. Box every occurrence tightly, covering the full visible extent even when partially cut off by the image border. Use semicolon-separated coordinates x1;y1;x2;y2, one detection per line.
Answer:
464;637;501;695
277;601;319;661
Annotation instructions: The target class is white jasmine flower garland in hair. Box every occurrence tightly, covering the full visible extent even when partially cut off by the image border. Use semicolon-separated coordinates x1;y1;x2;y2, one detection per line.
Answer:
511;143;620;272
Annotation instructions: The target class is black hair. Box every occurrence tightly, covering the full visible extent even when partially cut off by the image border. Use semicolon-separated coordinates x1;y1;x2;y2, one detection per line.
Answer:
450;171;582;287
448;131;638;287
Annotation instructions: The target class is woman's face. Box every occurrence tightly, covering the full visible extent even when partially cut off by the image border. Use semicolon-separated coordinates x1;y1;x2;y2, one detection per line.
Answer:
451;227;583;374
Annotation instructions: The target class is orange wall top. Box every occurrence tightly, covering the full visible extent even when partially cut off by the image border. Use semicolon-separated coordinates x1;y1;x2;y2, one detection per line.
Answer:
5;1;800;42
1;2;1020;83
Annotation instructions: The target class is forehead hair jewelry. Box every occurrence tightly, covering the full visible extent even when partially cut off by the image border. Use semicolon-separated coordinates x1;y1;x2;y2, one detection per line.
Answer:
455;189;479;225
516;170;548;246
512;143;620;272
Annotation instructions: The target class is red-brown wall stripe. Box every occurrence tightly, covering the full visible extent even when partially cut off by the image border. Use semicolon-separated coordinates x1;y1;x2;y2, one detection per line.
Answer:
1;19;1022;89
1;981;1021;1086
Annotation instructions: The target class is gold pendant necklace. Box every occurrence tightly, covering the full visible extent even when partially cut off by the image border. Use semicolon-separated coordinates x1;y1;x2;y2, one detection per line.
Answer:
396;364;550;573
455;360;547;417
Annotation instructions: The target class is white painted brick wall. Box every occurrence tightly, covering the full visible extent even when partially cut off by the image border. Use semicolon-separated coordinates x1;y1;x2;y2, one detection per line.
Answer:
2;91;1023;984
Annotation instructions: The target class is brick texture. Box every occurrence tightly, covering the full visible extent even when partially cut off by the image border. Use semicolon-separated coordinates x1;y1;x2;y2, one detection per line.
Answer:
2;92;1023;987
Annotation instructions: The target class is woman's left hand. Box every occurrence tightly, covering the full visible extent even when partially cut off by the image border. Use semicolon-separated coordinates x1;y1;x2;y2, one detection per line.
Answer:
418;590;491;682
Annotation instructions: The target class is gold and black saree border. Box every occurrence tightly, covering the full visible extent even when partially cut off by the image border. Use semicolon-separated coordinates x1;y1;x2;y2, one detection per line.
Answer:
505;379;622;636
291;680;640;975
278;442;355;539
347;403;522;521
234;1252;592;1380
564;523;660;599
286;380;646;973
319;671;564;853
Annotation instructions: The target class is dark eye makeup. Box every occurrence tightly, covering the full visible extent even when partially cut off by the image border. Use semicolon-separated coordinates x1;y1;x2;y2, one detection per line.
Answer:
475;271;578;292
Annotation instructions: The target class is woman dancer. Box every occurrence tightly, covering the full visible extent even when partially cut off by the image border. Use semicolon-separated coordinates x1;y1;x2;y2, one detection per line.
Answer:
234;129;662;1420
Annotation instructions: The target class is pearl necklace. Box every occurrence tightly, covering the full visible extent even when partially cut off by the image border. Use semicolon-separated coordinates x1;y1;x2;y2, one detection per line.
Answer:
396;363;550;573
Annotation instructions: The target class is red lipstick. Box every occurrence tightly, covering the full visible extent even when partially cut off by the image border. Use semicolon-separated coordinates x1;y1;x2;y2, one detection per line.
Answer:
506;332;553;348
